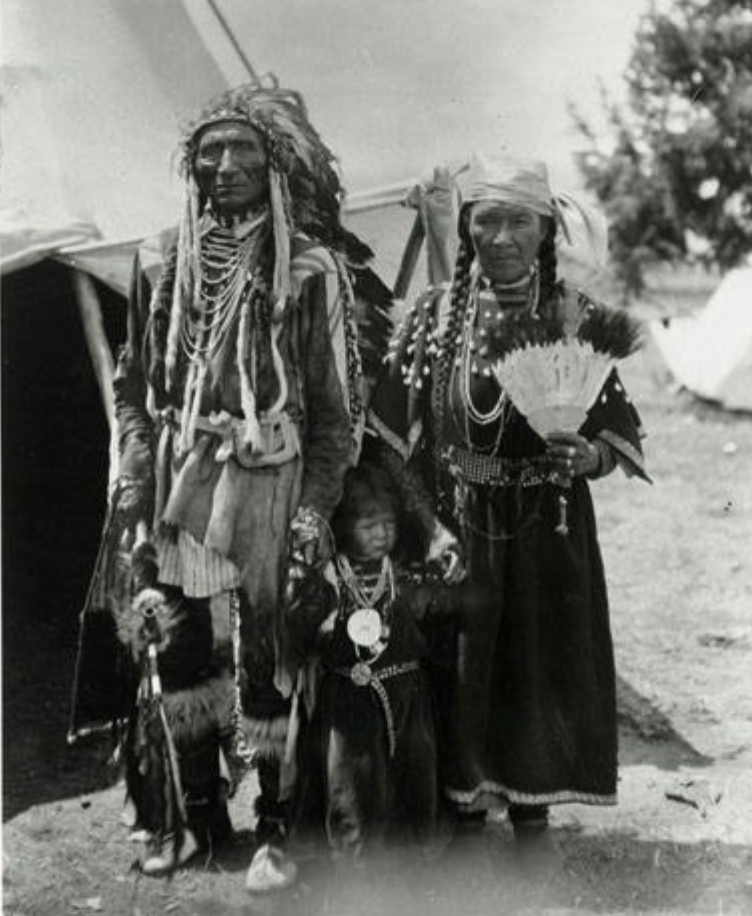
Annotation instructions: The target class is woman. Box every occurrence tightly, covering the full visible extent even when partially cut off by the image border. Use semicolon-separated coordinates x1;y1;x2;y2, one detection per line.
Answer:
369;154;649;845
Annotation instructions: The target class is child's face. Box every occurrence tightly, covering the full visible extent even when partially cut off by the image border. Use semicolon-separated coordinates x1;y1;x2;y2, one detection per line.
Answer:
348;509;398;562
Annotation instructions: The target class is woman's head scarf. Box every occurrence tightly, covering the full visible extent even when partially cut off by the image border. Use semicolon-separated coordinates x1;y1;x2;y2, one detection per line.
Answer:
460;152;608;271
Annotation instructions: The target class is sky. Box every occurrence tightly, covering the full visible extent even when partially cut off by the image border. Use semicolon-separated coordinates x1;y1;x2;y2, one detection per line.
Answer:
215;0;650;193
2;0;650;250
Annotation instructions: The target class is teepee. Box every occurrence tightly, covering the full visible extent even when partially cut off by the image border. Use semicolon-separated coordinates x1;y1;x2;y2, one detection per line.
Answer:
651;268;752;412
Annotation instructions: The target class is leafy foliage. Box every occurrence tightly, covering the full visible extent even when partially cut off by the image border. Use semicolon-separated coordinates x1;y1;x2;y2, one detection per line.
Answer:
573;0;752;294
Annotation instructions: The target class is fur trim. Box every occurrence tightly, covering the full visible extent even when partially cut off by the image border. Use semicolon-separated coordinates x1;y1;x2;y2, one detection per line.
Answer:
242;714;289;761
161;675;234;749
115;587;184;660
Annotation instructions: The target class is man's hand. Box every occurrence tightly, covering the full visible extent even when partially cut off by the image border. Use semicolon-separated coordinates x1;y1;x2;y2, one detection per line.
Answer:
289;506;330;569
113;475;153;549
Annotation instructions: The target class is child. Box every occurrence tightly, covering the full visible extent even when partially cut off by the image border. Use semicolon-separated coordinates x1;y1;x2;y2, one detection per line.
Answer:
293;463;454;858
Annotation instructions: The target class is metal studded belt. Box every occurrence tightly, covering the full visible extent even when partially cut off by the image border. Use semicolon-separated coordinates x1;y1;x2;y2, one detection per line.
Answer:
442;444;558;488
334;660;421;758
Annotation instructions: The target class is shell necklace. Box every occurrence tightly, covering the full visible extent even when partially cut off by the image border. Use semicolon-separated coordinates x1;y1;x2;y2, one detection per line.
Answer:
180;213;267;366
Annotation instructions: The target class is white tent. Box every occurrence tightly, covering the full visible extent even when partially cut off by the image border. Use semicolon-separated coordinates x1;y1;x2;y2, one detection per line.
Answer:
651;268;752;412
1;0;418;418
0;1;421;722
1;0;242;279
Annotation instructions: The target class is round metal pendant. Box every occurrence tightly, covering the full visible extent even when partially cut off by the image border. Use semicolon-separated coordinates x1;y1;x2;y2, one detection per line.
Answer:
350;661;373;687
346;608;382;648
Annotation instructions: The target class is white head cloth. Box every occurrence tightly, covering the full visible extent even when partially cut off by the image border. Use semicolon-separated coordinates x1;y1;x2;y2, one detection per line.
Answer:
459;152;609;271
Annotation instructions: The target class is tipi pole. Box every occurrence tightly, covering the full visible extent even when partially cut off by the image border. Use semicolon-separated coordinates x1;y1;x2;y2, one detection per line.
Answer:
204;0;262;86
392;214;426;301
71;269;116;435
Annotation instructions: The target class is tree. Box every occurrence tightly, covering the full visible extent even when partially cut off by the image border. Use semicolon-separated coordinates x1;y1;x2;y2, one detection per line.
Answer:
572;0;752;294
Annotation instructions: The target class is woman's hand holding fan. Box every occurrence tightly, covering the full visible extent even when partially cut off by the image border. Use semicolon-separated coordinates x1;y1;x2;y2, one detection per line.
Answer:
490;303;642;534
545;431;600;480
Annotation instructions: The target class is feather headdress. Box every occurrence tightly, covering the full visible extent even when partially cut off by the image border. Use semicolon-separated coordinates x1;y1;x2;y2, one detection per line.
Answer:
179;79;372;266
163;78;386;455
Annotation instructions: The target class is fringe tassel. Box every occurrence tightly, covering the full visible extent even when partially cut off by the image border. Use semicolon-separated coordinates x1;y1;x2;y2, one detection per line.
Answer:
129;644;188;846
237;297;263;452
166;175;202;392
266;324;289;416
269;169;292;321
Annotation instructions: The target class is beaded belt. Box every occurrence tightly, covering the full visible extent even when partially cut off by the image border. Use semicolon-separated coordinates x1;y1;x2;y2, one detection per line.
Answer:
442;445;558;488
334;660;421;758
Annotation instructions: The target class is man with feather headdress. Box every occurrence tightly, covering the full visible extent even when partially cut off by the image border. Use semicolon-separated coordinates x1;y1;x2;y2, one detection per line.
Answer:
76;81;392;887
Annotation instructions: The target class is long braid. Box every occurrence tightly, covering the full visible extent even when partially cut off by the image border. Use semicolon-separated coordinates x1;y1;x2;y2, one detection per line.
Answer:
537;219;558;305
434;238;473;440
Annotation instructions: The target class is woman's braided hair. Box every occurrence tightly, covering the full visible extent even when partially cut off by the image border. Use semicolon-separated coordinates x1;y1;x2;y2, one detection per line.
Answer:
537;218;559;304
433;234;474;439
433;205;559;439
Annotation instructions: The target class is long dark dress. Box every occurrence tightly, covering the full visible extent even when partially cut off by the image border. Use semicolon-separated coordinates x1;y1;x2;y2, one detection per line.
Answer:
369;286;649;810
293;559;441;853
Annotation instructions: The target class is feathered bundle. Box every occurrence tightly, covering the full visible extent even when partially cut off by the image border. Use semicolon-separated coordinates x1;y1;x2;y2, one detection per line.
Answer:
114;542;213;688
116;541;222;852
489;303;642;439
127;644;188;850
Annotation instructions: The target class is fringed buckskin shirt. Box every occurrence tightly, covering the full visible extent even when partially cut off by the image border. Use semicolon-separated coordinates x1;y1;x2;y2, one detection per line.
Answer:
115;223;357;608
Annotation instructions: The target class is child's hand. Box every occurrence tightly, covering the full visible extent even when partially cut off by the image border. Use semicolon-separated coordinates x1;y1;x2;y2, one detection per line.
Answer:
441;548;465;585
426;522;466;584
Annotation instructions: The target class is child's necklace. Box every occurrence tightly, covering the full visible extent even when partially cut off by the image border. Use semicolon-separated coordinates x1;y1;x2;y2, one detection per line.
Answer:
336;555;395;648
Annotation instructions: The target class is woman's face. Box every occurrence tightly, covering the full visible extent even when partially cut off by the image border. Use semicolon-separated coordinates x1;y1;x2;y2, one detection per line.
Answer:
348;509;398;562
467;201;547;283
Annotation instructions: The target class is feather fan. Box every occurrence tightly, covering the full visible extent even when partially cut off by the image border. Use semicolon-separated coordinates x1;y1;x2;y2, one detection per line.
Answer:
490;303;642;439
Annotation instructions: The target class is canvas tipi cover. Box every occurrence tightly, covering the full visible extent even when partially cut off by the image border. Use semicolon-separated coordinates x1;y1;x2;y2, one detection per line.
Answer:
652;268;752;412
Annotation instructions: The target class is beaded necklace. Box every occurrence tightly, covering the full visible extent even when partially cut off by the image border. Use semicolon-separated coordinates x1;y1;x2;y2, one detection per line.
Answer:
177;213;268;454
336;554;395;611
180;214;267;367
335;554;395;661
453;266;540;454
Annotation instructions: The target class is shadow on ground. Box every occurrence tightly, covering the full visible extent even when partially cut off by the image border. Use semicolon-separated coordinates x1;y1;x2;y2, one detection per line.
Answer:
105;823;752;916
616;675;712;770
4;586;713;822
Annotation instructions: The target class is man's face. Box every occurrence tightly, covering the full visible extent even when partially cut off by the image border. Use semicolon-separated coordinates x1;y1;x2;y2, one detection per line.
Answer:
467;201;547;283
194;121;268;215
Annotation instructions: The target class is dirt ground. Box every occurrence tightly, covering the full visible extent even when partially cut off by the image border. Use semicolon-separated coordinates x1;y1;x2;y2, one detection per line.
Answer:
4;288;752;916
